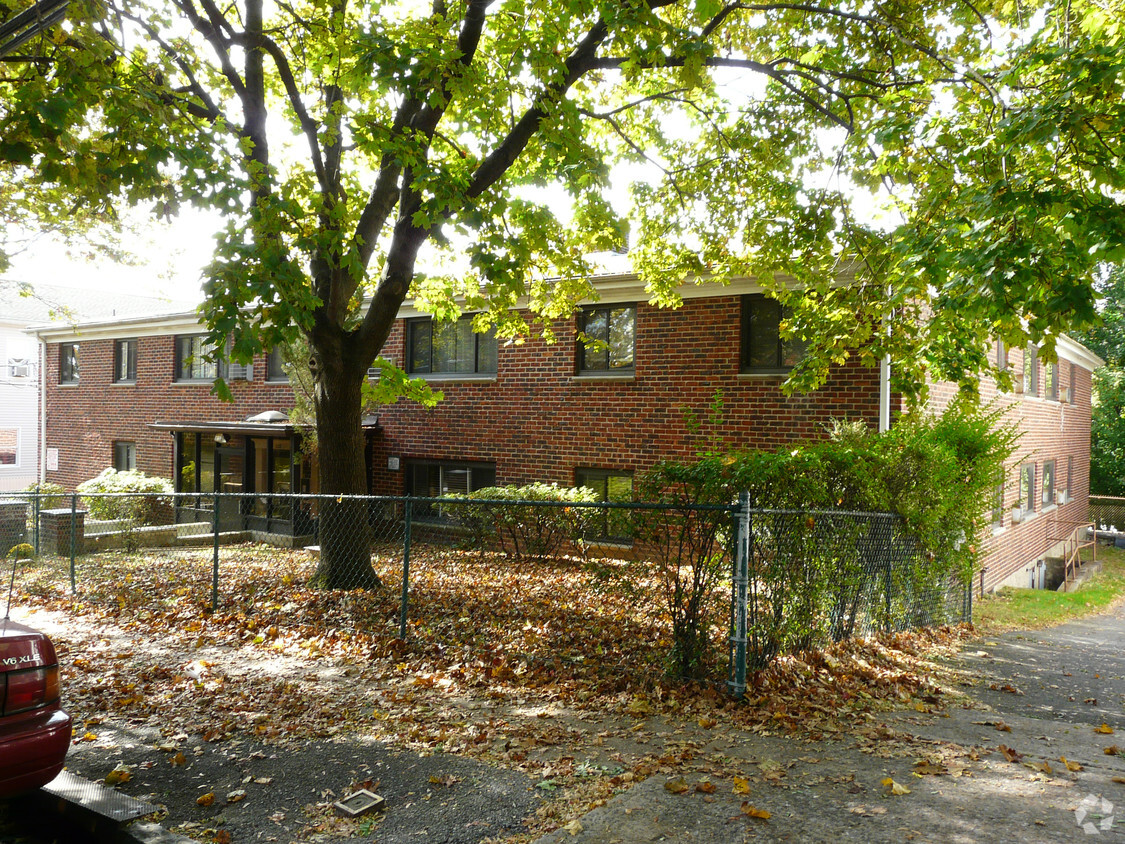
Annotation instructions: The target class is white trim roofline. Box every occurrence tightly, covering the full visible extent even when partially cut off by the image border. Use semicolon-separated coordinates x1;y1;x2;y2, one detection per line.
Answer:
25;271;1107;373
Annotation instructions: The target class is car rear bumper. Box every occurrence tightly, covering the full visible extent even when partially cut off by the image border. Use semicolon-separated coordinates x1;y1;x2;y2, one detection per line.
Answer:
0;707;72;796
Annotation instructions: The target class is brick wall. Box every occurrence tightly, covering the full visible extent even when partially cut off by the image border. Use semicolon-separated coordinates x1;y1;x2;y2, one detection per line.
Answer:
924;343;1094;592
369;296;882;493
42;336;295;489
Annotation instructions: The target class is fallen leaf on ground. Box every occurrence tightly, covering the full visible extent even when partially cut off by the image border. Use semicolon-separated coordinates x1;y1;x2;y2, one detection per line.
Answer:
664;777;690;794
104;764;132;785
695;780;717;794
999;745;1022;763
732;776;751;795
1096;724;1115;735
741;802;771;820
1060;757;1083;772
226;789;246;803
1105;746;1121;756
882;777;910;795
563;819;583;836
196;792;215;807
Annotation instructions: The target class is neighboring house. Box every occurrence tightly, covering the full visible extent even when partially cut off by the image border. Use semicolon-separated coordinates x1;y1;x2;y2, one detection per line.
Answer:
0;280;192;493
30;272;1100;591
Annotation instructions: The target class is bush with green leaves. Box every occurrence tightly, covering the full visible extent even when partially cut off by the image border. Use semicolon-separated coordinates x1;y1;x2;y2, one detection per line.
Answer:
21;482;65;510
460;483;599;560
635;399;1015;677
77;469;173;524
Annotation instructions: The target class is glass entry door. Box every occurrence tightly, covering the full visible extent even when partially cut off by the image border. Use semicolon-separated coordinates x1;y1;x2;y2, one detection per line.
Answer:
216;446;246;531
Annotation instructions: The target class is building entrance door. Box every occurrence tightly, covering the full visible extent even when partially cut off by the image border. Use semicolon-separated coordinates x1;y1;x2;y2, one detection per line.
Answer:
216;445;247;531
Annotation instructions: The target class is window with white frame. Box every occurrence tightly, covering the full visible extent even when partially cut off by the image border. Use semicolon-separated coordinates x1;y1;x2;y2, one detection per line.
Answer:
0;428;17;466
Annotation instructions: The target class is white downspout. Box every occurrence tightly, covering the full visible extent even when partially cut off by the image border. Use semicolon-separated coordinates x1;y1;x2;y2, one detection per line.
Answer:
879;354;891;433
37;331;46;483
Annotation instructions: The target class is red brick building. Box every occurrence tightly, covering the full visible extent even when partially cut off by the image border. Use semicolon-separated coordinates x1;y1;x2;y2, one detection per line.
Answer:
30;273;1101;590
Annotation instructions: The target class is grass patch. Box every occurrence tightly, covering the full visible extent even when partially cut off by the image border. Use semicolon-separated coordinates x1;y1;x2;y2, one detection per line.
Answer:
973;545;1125;633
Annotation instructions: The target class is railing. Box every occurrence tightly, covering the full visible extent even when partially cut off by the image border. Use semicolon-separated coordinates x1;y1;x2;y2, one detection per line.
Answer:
1048;517;1097;587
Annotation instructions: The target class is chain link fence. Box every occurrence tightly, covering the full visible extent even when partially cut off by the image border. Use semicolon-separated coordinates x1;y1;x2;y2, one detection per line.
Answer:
1;490;970;689
1090;496;1125;533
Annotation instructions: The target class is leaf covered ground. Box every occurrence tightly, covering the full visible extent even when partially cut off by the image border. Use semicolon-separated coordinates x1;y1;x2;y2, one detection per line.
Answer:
10;543;976;841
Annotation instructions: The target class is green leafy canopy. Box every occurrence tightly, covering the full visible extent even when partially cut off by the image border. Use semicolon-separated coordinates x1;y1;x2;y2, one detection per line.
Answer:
2;0;1122;456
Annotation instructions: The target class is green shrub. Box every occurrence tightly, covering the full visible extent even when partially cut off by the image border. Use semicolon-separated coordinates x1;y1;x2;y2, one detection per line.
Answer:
636;399;1016;675
77;469;173;524
21;482;65;510
462;483;599;560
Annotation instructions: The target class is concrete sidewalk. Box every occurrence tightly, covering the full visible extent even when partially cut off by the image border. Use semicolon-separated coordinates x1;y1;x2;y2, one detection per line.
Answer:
534;608;1125;843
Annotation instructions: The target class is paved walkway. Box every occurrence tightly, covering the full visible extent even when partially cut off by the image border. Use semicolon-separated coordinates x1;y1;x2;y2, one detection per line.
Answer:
535;607;1125;843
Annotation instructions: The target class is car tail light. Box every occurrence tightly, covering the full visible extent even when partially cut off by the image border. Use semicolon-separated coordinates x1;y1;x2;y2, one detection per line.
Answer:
1;665;60;715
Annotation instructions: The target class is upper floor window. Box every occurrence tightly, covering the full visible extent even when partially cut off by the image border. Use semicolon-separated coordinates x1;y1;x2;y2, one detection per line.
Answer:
577;305;635;374
741;294;807;374
266;347;288;382
1023;344;1038;396
996;340;1008;371
175;334;223;381
407;315;497;376
59;343;79;384
114;339;137;383
1068;362;1077;404
1044;361;1059;401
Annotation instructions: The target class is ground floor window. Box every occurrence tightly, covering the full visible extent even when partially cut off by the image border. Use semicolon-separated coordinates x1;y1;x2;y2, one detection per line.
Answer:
1042;459;1056;507
1018;463;1036;516
405;459;496;519
575;467;633;542
0;428;17;466
113;441;137;471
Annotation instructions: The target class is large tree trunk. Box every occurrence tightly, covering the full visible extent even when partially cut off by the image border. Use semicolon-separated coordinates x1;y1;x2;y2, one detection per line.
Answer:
310;344;381;590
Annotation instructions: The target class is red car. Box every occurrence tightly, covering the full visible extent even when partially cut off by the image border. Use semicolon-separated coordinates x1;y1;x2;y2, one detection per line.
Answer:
0;618;71;796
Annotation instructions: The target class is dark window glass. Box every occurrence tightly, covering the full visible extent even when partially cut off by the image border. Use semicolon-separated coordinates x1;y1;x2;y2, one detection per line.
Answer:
114;339;137;383
578;305;635;373
60;343;79;384
175;334;222;381
741;294;807;373
404;460;496;519
1045;361;1058;401
1019;463;1035;512
1069;362;1077;404
576;468;633;542
1023;344;1038;396
406;316;497;375
991;469;1004;527
267;347;288;382
1067;455;1074;501
1042;460;1056;506
113;441;137;471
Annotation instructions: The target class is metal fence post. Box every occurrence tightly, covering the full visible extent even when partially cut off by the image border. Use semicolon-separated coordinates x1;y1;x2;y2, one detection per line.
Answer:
69;493;77;596
400;497;412;639
211;493;220;611
727;492;750;699
883;519;893;634
32;493;40;555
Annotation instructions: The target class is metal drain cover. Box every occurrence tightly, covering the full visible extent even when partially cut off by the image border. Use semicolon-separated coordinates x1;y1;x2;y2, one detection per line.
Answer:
42;771;158;822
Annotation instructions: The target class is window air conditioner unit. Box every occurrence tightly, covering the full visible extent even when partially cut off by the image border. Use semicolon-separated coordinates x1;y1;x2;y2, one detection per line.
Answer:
228;363;253;381
367;366;379;379
10;363;30;378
